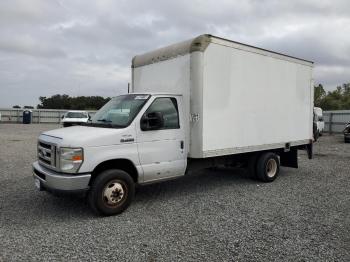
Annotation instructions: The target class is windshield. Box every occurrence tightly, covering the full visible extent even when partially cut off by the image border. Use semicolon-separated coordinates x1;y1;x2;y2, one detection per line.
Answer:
91;94;150;128
66;112;88;118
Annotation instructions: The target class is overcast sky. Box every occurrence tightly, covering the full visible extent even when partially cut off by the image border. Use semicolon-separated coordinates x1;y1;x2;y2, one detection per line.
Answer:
0;0;349;107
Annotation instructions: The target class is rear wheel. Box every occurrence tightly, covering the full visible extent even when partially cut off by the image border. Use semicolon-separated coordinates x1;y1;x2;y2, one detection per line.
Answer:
256;152;280;182
88;169;135;216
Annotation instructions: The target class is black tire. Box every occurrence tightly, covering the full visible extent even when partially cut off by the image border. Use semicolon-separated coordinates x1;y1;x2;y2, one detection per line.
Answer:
256;152;280;182
88;169;135;216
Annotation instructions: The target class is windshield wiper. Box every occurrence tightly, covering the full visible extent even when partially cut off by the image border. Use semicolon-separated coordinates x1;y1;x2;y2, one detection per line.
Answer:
88;119;125;128
97;119;112;123
93;119;125;128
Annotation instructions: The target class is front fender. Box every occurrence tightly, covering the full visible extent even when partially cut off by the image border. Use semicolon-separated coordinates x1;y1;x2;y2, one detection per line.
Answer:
79;143;143;181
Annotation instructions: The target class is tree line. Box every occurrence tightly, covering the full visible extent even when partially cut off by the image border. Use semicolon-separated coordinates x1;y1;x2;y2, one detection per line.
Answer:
12;105;34;109
36;94;111;110
314;83;350;110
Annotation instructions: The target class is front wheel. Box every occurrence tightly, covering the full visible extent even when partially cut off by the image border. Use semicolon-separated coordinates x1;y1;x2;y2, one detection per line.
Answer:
256;152;280;182
88;169;135;216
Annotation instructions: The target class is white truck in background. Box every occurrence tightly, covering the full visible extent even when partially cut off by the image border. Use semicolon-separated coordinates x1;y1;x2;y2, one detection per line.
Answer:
33;34;314;216
61;110;90;127
313;107;324;140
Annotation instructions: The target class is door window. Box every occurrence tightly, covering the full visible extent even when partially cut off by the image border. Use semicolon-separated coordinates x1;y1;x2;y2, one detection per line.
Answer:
144;97;180;129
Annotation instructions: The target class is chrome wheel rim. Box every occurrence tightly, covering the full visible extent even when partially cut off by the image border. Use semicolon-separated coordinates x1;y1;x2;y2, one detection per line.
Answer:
102;180;127;207
266;159;277;178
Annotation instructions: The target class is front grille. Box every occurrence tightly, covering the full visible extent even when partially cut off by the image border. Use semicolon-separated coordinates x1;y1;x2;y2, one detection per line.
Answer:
38;141;56;169
39;141;51;149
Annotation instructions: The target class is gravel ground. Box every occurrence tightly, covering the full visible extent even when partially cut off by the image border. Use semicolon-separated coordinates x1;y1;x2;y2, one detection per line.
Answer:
0;123;349;261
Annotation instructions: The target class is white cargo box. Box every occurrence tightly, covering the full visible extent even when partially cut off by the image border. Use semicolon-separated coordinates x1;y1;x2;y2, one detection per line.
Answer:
132;34;314;158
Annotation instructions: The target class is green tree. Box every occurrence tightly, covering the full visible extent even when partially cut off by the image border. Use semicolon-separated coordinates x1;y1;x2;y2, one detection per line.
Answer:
37;94;110;110
316;82;350;110
314;84;326;107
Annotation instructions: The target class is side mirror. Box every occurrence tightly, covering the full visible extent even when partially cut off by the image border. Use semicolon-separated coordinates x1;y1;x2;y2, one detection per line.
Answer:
141;112;164;131
61;115;64;119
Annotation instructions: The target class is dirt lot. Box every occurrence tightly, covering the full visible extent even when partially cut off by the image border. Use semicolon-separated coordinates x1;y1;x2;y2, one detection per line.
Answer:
0;124;349;261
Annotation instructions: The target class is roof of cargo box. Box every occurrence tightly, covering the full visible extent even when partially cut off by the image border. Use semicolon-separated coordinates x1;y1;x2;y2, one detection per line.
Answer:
132;34;314;68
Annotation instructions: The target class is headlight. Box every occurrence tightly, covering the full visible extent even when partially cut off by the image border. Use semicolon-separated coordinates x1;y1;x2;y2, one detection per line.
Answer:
59;147;84;173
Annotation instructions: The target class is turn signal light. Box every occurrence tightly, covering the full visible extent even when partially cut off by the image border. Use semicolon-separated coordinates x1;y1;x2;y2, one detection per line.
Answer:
72;155;83;161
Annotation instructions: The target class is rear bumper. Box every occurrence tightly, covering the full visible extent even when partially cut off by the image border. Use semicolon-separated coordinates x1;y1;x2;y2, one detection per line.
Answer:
32;161;91;192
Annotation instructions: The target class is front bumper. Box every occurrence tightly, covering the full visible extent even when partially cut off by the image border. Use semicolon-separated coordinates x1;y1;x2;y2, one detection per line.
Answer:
32;161;91;192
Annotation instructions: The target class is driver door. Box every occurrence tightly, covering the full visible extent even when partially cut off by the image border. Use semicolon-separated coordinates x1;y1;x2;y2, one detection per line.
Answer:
136;96;186;183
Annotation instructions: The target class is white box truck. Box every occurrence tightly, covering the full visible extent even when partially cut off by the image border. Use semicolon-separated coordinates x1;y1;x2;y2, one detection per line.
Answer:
32;34;314;215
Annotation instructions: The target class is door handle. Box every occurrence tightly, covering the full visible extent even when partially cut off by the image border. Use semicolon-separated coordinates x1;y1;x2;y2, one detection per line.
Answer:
180;140;184;149
120;138;134;143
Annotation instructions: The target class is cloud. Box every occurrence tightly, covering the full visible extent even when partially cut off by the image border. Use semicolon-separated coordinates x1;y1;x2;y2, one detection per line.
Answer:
0;0;349;107
0;35;66;58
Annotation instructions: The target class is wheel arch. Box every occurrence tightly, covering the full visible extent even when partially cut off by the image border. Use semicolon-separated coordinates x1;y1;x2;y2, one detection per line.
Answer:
90;159;139;185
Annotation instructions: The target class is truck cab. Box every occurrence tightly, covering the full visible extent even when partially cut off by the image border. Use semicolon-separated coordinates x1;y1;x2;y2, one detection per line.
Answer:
33;93;186;215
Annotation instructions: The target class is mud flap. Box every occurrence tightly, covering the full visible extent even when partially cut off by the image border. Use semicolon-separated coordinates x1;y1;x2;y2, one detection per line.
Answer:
306;143;313;159
280;148;298;168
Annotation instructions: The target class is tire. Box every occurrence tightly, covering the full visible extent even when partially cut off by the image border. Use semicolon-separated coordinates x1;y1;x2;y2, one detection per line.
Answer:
88;169;135;216
314;131;319;142
256;152;280;182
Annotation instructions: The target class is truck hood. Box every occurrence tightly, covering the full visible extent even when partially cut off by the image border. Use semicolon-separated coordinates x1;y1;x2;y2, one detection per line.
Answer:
40;126;133;147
